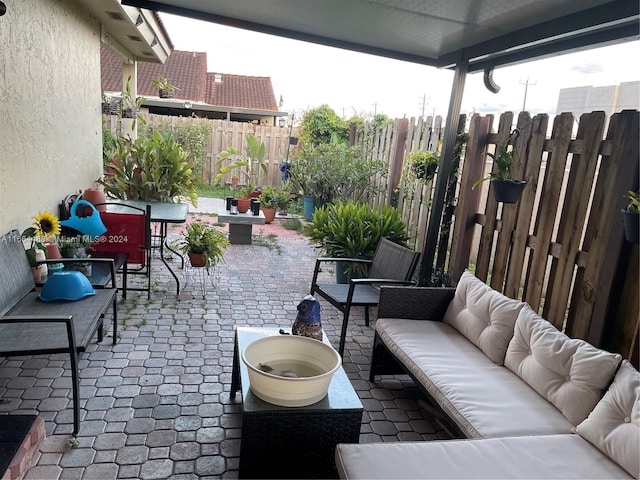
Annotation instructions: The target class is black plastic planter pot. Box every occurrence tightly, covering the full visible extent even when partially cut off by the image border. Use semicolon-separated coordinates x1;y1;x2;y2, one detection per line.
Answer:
622;209;639;243
492;180;527;204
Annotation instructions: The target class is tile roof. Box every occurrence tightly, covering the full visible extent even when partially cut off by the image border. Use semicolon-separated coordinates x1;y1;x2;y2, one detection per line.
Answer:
101;48;278;111
206;73;278;110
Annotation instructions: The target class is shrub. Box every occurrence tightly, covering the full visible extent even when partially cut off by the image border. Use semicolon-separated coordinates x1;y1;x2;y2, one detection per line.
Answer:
305;200;410;274
99;130;199;206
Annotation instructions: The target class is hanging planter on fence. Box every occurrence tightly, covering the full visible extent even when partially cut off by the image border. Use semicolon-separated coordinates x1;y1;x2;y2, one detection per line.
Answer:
492;179;527;204
622;209;639;243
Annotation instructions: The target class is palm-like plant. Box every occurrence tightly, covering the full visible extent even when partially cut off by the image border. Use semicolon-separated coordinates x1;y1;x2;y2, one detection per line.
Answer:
214;133;268;190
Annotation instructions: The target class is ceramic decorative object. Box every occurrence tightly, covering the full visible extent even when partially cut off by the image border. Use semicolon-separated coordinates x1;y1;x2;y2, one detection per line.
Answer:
292;294;322;341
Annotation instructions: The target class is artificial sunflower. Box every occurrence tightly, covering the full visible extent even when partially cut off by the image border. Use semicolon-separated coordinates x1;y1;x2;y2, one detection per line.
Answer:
33;211;61;239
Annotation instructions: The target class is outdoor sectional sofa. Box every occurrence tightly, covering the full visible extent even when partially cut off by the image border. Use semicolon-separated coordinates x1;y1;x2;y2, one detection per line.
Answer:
335;271;639;479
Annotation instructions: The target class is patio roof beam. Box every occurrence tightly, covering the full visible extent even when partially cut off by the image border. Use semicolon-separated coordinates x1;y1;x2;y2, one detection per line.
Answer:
465;22;639;73
438;0;639;71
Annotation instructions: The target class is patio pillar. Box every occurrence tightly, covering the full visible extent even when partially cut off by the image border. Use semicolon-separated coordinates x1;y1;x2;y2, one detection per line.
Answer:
418;53;468;285
122;62;138;138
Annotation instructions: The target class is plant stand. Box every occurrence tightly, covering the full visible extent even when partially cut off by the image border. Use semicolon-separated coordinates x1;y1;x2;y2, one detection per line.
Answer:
182;264;216;297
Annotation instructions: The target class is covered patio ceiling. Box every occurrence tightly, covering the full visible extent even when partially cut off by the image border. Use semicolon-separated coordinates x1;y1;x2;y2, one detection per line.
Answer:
122;0;638;72
122;0;639;283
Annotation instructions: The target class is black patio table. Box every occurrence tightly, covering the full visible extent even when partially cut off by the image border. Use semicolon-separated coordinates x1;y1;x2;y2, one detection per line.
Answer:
107;200;188;294
231;326;363;479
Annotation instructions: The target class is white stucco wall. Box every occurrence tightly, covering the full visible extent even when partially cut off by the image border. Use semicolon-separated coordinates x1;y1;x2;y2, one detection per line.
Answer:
0;0;103;235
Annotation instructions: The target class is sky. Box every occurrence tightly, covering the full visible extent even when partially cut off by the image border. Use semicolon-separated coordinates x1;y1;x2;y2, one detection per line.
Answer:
159;13;640;122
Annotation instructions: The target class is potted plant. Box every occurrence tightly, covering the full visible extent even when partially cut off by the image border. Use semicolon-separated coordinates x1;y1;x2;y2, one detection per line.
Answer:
151;75;178;99
177;221;230;273
409;150;439;184
214;133;268;195
120;75;146;123
622;190;639;243
472;145;526;203
258;185;278;223
101;92;119;115
305;200;410;282
22;211;61;280
275;183;292;216
70;252;92;277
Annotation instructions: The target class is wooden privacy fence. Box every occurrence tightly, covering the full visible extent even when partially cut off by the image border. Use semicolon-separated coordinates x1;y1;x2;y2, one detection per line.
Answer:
356;115;444;254
449;110;639;360
132;115;296;188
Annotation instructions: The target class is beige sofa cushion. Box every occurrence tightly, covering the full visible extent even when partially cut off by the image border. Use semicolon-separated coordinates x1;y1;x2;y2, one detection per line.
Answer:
505;306;621;425
576;360;639;479
443;270;525;365
376;317;574;438
335;434;633;479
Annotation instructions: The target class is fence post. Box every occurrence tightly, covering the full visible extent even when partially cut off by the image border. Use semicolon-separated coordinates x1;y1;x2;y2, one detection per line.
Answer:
449;114;492;281
386;118;408;204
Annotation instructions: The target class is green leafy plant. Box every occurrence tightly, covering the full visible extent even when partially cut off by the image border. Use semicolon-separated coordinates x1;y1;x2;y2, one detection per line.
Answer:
258;185;278;209
299;104;349;145
120;75;146;126
472;148;516;189
258;184;290;211
626;190;640;213
177;221;230;273
290;141;386;202
472;129;521;189
99;130;199;206
214;133;268;192
151;75;177;92
304;200;410;275
408;150;439;184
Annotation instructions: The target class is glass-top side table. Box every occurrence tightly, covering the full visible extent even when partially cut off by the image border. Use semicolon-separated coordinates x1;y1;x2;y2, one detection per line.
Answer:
231;326;363;479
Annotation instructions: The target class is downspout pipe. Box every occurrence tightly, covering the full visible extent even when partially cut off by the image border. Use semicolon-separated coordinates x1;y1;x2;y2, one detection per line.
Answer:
419;52;468;285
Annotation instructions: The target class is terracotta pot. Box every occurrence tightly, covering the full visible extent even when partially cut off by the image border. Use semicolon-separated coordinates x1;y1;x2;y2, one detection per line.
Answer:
31;265;45;282
261;207;276;224
82;188;107;212
188;252;207;268
237;197;251;214
45;242;62;259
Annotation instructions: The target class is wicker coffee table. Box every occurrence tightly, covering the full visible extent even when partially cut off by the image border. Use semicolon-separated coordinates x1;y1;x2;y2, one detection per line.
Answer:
231;326;363;479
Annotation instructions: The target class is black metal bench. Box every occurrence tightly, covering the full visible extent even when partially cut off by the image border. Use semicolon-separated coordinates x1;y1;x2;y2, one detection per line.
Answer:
0;229;118;436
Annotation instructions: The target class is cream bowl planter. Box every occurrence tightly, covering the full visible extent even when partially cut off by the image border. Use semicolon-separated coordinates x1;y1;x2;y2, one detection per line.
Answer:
241;335;341;407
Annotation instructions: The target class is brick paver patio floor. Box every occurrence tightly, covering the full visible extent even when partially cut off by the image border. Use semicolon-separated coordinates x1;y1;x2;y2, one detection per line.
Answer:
0;199;450;479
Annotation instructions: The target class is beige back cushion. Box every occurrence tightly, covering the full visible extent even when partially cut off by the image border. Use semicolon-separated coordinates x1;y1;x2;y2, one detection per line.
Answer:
505;306;621;425
576;360;639;479
443;270;525;365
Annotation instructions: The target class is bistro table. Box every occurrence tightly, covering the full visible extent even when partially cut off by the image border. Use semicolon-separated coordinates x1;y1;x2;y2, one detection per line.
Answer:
107;200;189;295
231;327;363;479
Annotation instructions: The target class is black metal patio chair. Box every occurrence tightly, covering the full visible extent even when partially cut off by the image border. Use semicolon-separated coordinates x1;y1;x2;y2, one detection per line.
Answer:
310;237;420;356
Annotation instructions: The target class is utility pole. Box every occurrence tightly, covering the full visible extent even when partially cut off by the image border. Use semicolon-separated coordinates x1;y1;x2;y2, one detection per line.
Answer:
419;94;430;118
519;77;537;112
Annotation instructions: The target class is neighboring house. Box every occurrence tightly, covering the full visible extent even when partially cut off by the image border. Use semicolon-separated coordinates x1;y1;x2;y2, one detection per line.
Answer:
0;0;171;235
101;48;285;125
